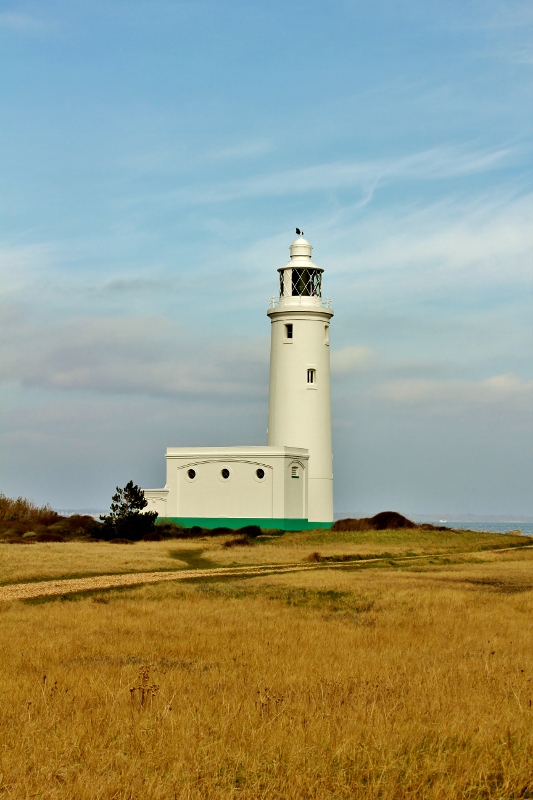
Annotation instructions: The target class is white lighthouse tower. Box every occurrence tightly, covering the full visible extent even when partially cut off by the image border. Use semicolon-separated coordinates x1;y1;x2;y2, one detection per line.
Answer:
267;235;334;523
143;233;334;529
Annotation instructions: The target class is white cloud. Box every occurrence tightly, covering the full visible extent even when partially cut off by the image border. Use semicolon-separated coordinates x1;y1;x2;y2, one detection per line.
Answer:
0;12;52;33
326;189;533;291
120;139;273;177
0;243;57;297
331;346;377;376
132;144;514;207
482;1;533;28
374;373;533;411
0;312;269;400
208;139;273;161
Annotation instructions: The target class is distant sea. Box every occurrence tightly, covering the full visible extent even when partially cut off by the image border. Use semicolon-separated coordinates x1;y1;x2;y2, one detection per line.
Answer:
335;513;533;538
435;521;533;537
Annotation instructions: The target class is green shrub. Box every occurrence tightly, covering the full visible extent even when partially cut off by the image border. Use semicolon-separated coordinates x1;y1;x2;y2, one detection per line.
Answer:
100;481;158;542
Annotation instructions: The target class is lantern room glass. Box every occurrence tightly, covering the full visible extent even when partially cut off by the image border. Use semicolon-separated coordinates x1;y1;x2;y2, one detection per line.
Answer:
279;268;322;298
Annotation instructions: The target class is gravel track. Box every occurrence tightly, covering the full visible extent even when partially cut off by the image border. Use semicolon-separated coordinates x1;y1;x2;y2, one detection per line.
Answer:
2;545;531;602
0;563;320;602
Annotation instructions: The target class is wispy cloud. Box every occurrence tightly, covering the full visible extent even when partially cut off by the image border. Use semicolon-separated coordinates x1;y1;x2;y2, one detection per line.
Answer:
126;144;515;208
482;1;533;28
477;1;533;64
0;243;58;297
0;12;53;33
326;189;533;290
0;313;269;400
331;346;377;376
374;373;533;412
121;139;273;177
208;139;273;161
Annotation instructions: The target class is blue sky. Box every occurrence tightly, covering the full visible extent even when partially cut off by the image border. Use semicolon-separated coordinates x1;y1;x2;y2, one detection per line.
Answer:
1;0;532;516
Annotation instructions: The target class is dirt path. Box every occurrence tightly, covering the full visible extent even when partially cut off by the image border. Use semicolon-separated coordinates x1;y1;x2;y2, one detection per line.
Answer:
0;562;324;602
2;545;532;602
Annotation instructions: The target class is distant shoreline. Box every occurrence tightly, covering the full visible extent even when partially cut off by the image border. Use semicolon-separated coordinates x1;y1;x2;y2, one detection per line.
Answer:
336;513;533;524
57;508;533;529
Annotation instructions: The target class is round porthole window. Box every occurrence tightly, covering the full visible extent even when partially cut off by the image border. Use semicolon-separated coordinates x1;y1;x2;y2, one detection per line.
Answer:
221;468;230;480
187;468;196;480
256;468;265;480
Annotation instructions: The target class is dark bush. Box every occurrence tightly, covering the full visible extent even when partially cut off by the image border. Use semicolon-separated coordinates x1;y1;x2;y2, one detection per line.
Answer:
6;537;35;544
149;523;272;541
369;511;415;530
156;526;201;539
142;531;164;541
115;514;158;541
332;511;416;532
49;515;102;538
108;538;135;544
224;535;252;548
331;518;367;532
34;532;65;542
420;523;449;531
153;522;185;539
235;525;262;538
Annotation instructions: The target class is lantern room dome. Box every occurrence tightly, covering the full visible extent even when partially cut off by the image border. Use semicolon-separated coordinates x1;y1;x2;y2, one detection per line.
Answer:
289;236;312;259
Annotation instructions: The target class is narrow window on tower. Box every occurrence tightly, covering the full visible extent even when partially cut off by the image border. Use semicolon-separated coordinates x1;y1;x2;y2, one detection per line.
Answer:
324;325;330;345
285;323;293;339
291;465;299;478
307;368;316;385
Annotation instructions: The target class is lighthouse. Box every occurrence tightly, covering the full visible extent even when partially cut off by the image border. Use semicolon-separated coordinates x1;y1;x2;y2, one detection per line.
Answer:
267;236;334;523
143;233;335;529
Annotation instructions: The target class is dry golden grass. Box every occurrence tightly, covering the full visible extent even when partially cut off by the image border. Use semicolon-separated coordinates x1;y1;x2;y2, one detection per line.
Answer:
1;548;532;799
0;492;60;525
212;527;526;567
0;541;189;584
1;528;526;584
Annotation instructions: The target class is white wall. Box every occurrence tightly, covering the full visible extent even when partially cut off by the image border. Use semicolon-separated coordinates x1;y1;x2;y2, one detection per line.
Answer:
144;446;308;520
177;459;273;518
267;304;334;522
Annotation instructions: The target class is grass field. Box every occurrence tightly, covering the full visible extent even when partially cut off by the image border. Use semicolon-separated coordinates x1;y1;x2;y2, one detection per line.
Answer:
0;527;526;585
1;529;532;799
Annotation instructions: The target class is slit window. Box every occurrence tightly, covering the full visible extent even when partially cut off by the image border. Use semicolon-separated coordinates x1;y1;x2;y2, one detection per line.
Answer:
324;325;330;345
291;465;299;478
285;323;293;339
307;369;316;385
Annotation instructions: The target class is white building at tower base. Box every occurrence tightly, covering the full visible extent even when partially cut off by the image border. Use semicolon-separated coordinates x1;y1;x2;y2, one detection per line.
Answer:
144;446;311;530
144;235;334;531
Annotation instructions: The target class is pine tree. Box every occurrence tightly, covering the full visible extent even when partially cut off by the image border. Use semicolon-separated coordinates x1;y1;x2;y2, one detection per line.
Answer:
99;480;158;541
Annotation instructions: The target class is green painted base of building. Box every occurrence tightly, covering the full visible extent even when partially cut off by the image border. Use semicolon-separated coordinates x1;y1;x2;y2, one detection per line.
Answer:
156;517;333;531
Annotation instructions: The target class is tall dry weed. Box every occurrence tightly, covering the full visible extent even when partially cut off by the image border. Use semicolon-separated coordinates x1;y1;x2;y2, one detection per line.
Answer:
0;492;60;525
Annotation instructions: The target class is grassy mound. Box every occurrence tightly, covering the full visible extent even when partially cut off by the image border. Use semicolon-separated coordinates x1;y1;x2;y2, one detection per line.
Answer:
333;511;417;531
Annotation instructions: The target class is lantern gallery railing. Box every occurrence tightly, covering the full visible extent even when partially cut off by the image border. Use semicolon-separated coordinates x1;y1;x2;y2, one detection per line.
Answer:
269;296;333;309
